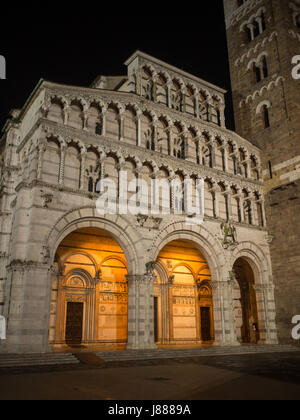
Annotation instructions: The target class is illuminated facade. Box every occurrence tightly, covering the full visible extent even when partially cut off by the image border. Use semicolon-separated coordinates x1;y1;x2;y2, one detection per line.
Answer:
0;51;278;353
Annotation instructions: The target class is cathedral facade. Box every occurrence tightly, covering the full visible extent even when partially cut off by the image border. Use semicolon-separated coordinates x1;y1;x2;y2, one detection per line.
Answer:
0;50;278;354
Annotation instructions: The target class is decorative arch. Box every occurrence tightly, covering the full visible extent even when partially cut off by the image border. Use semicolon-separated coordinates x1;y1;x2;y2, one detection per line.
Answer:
60;250;98;276
256;100;271;115
149;222;225;282
230;241;271;285
63;268;95;288
153;260;169;285
171;262;196;280
99;254;128;269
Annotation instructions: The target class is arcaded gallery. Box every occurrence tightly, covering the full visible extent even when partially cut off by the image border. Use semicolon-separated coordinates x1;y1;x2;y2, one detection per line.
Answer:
0;51;278;354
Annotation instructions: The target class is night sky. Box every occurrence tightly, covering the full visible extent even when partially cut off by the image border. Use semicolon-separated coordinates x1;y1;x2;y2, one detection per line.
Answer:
0;3;235;132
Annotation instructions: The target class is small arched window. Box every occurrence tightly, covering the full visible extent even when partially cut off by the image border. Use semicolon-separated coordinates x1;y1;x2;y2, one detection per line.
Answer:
241;8;267;44
253;62;262;83
95;122;102;135
262;105;270;128
88;177;94;193
262;56;268;79
256;101;271;129
250;55;268;83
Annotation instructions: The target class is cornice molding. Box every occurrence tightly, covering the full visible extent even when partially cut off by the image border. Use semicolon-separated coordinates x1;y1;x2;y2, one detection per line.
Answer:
42;86;260;155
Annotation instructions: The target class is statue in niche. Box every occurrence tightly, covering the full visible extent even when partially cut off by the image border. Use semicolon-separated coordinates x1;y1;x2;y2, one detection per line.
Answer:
143;80;153;100
220;221;237;249
172;92;182;111
199;103;209;121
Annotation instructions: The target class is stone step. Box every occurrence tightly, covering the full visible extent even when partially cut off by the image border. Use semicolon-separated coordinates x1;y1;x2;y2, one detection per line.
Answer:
0;353;80;368
95;345;300;362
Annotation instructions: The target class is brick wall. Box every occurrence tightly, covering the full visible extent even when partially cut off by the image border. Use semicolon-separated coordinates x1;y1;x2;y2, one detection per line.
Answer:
225;0;300;345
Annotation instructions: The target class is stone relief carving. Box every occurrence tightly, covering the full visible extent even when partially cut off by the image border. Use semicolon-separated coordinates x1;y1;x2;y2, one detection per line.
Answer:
145;261;156;276
40;191;54;208
136;214;163;230
220;221;238;249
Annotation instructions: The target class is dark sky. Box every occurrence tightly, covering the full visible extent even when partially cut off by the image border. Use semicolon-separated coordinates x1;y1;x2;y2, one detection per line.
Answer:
0;3;235;132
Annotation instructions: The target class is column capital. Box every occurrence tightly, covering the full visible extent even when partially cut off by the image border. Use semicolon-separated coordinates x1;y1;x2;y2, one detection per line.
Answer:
126;274;156;284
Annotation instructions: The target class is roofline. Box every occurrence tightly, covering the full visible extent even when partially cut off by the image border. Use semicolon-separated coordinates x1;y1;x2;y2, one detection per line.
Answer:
124;50;227;95
15;78;45;123
1;78;45;137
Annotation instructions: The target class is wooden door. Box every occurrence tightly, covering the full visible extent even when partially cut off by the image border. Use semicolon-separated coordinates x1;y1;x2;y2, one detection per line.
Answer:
65;302;83;345
200;307;211;342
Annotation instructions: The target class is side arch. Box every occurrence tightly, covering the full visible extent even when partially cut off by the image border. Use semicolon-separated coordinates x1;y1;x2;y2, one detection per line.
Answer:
230;241;272;284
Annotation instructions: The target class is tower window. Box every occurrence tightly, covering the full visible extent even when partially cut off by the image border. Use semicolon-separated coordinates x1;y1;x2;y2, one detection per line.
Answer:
261;12;266;31
268;161;273;179
256;101;271;129
294;13;300;28
254;20;260;38
263;105;270;128
262;56;268;78
251;55;268;84
241;9;266;44
253;63;262;83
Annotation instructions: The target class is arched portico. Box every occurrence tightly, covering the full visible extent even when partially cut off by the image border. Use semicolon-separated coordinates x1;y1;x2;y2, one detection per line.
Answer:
149;222;239;347
153;239;215;346
46;208;144;275
230;242;278;344
49;226;130;350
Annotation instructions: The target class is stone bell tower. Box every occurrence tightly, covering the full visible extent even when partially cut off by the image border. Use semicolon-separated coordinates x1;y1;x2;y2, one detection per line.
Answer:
224;0;300;344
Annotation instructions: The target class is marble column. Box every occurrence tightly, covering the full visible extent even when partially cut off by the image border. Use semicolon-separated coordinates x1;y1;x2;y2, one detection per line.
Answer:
126;274;157;350
211;276;239;347
58;144;66;185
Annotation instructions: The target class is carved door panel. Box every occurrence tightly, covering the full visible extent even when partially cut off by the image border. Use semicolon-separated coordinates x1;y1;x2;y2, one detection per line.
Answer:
200;307;211;341
65;302;83;345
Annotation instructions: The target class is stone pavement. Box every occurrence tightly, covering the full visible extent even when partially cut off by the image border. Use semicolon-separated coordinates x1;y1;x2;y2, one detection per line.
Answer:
1;353;300;400
0;346;300;400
